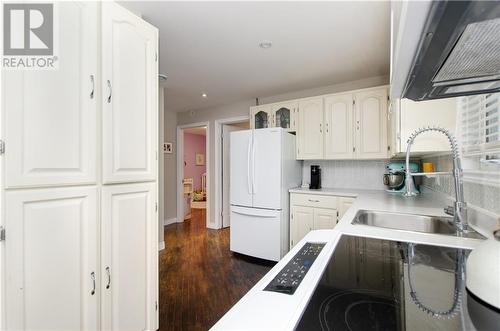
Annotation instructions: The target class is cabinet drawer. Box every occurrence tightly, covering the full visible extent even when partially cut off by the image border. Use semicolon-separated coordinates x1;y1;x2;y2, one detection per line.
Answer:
290;193;337;209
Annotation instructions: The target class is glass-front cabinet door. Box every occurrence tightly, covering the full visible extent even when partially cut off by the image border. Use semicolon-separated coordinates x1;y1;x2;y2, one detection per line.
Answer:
271;101;298;132
251;105;272;129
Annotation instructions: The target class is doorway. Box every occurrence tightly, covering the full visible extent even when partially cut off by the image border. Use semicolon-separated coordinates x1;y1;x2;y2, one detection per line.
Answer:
177;123;209;227
215;116;250;229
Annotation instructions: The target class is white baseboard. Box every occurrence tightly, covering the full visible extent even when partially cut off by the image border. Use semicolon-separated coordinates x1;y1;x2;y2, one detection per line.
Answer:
206;222;220;230
158;241;165;251
164;217;178;226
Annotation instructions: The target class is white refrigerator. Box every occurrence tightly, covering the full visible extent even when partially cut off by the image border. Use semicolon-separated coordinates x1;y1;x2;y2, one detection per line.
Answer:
230;128;301;261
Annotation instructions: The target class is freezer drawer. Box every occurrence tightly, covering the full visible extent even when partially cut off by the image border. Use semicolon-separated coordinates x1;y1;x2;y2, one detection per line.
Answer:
230;206;281;261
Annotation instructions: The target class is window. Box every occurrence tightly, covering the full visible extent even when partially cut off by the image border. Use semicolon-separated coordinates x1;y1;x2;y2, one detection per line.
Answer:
457;93;500;179
457;92;500;162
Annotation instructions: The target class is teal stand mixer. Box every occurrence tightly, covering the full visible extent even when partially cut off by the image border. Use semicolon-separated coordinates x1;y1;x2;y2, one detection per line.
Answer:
383;162;420;194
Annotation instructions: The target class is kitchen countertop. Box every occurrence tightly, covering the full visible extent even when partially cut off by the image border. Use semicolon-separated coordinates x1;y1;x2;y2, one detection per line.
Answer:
210;188;495;331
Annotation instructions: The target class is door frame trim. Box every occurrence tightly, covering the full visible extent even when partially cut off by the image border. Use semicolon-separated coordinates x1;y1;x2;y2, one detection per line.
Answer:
214;115;249;229
176;121;210;228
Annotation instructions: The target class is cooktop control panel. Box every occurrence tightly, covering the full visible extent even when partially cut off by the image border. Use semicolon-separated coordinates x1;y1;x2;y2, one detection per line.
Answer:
264;242;326;295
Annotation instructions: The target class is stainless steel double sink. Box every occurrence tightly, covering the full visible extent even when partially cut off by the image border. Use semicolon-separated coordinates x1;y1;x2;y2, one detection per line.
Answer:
352;210;485;239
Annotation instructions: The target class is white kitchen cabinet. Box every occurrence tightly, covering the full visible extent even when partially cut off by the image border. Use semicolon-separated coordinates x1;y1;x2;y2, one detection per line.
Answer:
290;193;351;248
250;105;273;129
4;187;99;331
389;97;458;157
271;101;298;132
290;206;314;248
324;93;355;159
313;208;338;229
102;1;158;184
101;183;158;331
338;197;355;219
297;97;324;159
2;1;98;188
354;88;389;159
1;2;159;330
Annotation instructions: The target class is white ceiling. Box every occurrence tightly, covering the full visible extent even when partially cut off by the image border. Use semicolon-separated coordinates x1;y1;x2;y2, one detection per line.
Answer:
120;1;390;112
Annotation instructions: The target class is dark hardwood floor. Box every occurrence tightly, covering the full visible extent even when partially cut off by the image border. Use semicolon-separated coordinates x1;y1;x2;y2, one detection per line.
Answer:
159;209;275;331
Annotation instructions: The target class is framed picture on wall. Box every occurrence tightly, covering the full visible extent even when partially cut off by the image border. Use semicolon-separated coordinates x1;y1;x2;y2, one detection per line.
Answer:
163;142;173;154
195;153;205;165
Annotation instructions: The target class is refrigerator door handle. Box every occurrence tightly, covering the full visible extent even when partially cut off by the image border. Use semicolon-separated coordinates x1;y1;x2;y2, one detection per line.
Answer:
252;137;256;194
247;136;252;194
232;210;277;218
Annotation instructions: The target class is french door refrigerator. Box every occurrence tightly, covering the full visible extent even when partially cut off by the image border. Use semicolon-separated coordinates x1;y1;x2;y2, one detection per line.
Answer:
230;128;301;261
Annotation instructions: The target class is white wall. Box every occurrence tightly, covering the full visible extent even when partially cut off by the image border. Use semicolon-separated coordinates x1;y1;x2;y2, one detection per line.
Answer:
158;88;165;247
164;93;178;223
176;75;389;227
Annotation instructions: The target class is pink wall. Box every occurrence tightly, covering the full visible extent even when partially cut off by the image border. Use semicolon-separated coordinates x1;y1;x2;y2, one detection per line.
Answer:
184;132;206;190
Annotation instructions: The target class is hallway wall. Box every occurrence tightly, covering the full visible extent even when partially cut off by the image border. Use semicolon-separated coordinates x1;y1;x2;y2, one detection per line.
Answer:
183;132;206;190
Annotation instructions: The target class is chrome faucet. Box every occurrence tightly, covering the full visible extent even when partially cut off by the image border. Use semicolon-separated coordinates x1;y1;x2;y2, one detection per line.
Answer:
404;126;468;232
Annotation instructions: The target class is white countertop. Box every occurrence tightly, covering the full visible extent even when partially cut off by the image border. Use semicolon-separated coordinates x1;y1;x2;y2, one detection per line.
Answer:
211;188;493;331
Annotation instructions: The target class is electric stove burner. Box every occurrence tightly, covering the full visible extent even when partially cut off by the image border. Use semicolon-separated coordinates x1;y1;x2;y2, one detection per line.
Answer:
318;290;399;331
296;235;476;331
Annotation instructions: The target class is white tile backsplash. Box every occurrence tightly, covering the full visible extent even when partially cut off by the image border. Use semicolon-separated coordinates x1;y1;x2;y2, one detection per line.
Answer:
302;160;388;190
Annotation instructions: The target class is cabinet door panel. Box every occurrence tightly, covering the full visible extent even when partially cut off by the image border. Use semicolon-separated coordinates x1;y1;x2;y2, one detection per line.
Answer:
3;2;97;188
290;206;314;248
101;183;157;331
355;88;388;159
5;187;98;331
271;101;298;131
399;98;457;153
338;197;355;219
297;98;324;159
102;1;158;183
324;94;354;159
313;208;338;229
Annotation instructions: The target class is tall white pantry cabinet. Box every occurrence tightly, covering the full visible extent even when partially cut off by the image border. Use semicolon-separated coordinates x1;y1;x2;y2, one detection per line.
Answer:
0;2;159;331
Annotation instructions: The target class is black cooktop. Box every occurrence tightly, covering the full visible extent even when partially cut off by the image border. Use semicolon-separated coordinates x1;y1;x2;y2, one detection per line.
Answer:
296;235;476;331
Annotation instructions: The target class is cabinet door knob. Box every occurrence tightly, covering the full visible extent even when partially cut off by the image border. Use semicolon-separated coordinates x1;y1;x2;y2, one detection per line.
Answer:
308;199;320;202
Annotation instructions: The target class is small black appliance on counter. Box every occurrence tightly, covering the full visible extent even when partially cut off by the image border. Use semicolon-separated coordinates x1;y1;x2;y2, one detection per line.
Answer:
309;165;321;189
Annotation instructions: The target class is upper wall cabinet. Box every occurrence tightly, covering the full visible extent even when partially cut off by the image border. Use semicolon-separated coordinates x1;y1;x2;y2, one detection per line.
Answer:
354;88;389;159
324;93;355;159
297;97;324;159
2;2;98;188
250;105;273;129
271;101;298;132
388;97;458;157
294;87;388;160
102;1;158;184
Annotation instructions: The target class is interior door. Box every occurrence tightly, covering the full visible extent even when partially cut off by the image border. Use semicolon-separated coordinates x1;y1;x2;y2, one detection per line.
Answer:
2;1;97;188
313;208;338;229
101;183;157;331
252;129;282;209
102;1;158;183
355;88;388;159
229;130;253;207
5;187;98;331
221;124;244;227
297;97;324;159
324;93;354;159
290;206;314;248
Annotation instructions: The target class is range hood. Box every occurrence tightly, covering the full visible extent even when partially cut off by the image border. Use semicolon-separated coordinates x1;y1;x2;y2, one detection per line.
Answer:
404;1;500;101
